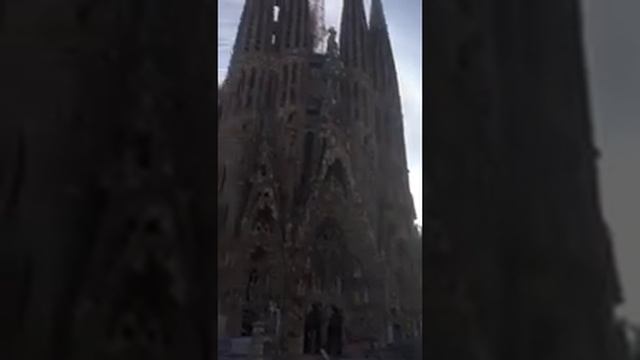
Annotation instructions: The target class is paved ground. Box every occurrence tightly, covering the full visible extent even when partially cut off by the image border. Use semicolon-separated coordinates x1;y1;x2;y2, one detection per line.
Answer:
218;340;422;360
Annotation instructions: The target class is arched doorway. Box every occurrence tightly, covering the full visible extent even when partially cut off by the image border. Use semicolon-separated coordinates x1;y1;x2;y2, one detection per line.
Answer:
326;305;344;356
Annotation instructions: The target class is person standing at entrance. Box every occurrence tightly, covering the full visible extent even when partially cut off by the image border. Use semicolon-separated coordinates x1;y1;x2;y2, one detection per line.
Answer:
326;306;343;356
304;303;323;354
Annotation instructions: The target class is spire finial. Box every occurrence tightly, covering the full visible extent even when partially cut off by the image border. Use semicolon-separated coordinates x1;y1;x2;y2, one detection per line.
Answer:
370;0;387;30
327;27;338;57
339;0;368;69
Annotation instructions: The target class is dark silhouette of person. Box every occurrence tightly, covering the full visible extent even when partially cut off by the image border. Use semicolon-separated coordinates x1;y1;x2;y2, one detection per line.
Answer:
304;303;323;354
326;306;343;356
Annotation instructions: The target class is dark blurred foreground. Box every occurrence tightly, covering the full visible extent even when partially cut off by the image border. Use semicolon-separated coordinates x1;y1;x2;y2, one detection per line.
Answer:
424;1;624;359
0;0;217;359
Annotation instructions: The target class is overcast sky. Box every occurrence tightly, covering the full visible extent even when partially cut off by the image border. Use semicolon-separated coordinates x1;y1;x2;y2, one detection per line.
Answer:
582;0;640;323
217;0;423;226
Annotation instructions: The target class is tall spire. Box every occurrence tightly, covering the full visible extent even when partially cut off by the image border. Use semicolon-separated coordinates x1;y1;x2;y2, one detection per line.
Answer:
340;0;368;70
369;0;410;217
369;0;387;31
368;0;398;100
275;0;314;52
231;0;277;60
224;0;281;113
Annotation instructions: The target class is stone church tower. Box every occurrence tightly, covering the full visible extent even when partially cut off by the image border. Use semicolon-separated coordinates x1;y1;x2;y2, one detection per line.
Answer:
218;0;421;354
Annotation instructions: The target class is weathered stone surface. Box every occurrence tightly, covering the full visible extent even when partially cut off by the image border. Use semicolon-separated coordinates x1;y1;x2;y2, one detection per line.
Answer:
218;0;421;356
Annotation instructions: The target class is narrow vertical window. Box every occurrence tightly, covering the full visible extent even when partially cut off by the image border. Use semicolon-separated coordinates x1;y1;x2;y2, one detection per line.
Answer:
373;54;379;89
360;23;366;69
245;3;254;51
249;68;257;89
362;87;367;107
246;68;256;108
237;70;245;96
273;5;280;22
281;65;289;106
375;110;382;141
291;63;298;84
362;87;368;120
353;83;359;119
287;113;296;147
255;1;263;50
282;64;289;86
351;5;357;65
249;0;261;51
300;132;314;185
237;69;246;109
258;71;265;107
386;113;392;144
295;0;303;47
266;73;276;105
285;2;293;48
303;1;309;48
292;1;298;47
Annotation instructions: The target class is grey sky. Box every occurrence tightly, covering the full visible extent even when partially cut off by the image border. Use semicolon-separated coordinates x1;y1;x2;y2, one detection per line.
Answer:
582;0;640;322
217;0;423;225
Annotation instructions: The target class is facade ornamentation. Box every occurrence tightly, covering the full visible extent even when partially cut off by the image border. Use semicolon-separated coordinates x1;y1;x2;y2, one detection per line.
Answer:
218;0;421;355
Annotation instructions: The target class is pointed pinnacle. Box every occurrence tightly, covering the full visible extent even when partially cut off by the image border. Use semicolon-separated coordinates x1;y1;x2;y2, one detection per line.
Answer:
370;0;387;30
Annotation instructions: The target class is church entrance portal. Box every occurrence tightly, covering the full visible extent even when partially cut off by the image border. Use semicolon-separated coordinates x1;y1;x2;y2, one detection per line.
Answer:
303;303;323;354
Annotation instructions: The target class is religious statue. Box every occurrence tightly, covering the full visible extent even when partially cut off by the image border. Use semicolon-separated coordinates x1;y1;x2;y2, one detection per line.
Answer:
326;27;338;58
